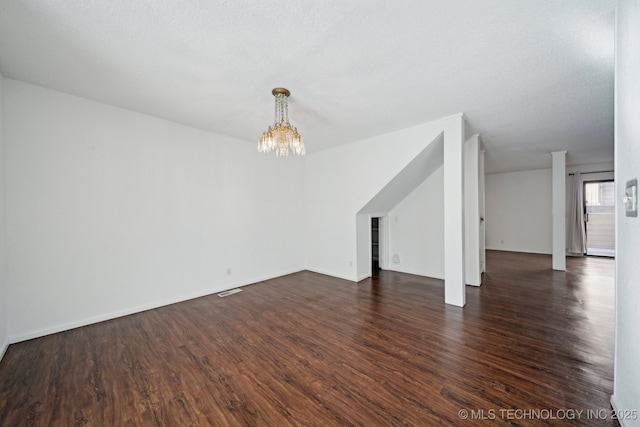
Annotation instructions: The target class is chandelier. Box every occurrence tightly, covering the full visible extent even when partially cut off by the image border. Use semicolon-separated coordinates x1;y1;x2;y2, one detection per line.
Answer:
258;88;305;156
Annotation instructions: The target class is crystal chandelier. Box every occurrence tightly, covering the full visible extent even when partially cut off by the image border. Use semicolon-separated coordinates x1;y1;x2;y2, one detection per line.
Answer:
258;88;305;156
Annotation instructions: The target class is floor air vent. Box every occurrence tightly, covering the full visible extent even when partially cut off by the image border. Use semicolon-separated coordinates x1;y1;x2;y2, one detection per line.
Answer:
217;288;242;297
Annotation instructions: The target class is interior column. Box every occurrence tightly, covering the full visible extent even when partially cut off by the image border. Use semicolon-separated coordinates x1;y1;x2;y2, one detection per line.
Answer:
552;151;566;271
444;115;466;306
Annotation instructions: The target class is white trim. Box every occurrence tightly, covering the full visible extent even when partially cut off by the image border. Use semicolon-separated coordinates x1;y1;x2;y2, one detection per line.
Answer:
9;269;304;344
610;395;631;427
387;267;444;281
485;247;552;256
0;340;8;362
304;268;355;282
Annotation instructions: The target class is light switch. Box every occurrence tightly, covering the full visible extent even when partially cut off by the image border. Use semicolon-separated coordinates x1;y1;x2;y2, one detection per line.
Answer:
625;179;637;217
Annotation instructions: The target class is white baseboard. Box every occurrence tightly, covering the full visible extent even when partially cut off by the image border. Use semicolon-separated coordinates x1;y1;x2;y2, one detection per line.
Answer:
9;268;304;345
485;247;552;255
610;395;635;427
387;267;444;281
357;274;371;282
304;268;355;282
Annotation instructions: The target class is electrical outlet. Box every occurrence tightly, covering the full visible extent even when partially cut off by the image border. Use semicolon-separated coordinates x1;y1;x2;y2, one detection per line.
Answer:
226;268;232;276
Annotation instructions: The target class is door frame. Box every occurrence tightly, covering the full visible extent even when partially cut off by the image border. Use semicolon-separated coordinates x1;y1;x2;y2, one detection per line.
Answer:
583;179;615;257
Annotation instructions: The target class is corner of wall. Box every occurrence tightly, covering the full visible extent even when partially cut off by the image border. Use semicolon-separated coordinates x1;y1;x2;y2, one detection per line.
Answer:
2;80;306;342
613;0;640;420
0;71;8;361
609;395;633;427
304;118;447;282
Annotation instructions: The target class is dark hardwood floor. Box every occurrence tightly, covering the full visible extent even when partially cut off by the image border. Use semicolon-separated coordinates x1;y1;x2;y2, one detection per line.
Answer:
0;251;617;426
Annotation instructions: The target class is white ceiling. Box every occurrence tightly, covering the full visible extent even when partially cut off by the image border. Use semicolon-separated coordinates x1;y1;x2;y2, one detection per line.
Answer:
0;0;615;173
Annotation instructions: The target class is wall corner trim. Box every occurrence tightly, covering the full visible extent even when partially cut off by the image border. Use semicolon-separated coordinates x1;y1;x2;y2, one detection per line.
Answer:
609;395;630;427
0;340;8;363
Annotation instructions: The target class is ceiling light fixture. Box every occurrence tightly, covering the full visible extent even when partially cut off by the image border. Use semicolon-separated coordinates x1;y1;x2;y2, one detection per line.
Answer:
258;88;305;156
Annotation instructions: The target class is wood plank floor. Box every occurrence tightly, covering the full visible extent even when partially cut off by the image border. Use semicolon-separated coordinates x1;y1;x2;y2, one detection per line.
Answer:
0;251;618;426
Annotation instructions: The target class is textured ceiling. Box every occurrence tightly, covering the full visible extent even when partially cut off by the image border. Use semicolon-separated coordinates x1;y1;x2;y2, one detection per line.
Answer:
0;0;615;173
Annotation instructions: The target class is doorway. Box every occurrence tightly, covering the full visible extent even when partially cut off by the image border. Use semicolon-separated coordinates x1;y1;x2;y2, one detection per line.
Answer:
371;217;380;273
584;180;615;257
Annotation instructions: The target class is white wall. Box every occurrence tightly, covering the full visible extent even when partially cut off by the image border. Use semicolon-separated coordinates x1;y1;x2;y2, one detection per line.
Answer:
486;163;615;258
0;73;8;359
4;80;305;342
479;150;486;272
612;0;640;423
355;213;371;281
485;169;552;254
464;135;482;285
359;129;480;285
304;120;447;281
357;134;444;279
388;166;444;278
